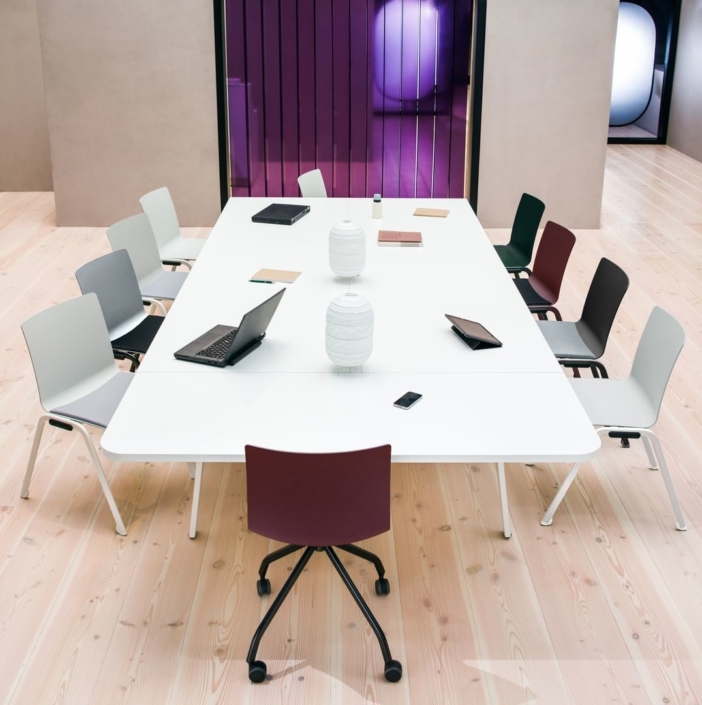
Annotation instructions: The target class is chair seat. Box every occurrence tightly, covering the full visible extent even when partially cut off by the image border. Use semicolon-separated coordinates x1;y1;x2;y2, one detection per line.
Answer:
514;277;551;308
494;243;528;270
538;320;597;359
140;270;188;301
160;237;205;262
51;371;134;428
571;377;658;429
111;314;164;355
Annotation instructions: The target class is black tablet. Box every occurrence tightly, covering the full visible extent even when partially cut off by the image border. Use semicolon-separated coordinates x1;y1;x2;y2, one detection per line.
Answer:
445;314;502;350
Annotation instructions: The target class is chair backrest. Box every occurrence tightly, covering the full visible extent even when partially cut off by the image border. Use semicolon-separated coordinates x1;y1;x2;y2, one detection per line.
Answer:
21;294;118;412
630;306;685;423
245;445;391;546
508;193;545;262
297;169;328;198
575;258;629;358
140;186;180;250
529;221;576;305
106;213;163;286
75;250;147;340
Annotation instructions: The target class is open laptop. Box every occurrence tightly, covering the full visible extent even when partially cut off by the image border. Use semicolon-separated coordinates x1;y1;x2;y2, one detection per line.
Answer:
174;289;286;367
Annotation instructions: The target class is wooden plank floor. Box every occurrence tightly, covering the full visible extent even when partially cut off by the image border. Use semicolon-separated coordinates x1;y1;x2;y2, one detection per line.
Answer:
1;145;702;704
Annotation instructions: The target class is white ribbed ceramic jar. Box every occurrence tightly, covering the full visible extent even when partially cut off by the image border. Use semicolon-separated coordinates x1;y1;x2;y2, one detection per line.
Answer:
325;293;374;367
329;220;366;277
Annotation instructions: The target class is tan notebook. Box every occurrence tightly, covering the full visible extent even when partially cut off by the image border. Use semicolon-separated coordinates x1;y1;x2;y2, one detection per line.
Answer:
378;230;423;247
413;207;449;218
250;268;301;283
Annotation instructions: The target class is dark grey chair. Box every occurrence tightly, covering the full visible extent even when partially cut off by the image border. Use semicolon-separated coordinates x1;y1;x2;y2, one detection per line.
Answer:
538;258;629;378
76;249;164;370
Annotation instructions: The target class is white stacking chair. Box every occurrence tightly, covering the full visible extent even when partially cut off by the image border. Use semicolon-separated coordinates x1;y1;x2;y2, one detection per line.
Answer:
297;169;327;198
76;250;165;370
541;306;687;531
21;294;134;535
106;213;187;314
139;186;204;269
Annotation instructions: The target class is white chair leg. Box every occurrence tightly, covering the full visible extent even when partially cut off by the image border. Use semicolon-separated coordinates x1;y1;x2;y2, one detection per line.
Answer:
497;462;511;538
145;299;167;316
74;422;127;536
541;463;582;526
189;461;203;539
21;415;50;498
188;462;196;479
645;432;686;531
642;436;658;470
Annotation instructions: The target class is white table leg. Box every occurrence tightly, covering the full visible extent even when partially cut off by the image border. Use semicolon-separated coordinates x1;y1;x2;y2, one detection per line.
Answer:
497;462;511;539
189;461;203;539
541;462;581;526
188;462;196;479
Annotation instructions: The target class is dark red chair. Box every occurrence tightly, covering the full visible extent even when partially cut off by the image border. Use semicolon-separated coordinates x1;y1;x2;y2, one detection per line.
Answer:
244;444;402;684
513;221;576;320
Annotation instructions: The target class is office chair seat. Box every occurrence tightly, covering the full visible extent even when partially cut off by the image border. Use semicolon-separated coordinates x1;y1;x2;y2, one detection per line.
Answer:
51;371;134;428
139;270;188;301
538;321;597;359
570;377;657;430
111;314;164;355
159;236;205;262
513;277;551;308
494;243;528;270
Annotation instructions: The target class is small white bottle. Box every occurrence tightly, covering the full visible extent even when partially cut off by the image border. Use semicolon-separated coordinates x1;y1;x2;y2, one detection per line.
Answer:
372;193;382;219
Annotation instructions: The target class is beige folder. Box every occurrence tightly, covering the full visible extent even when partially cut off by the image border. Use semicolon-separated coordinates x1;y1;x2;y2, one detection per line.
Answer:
413;207;449;218
250;268;301;283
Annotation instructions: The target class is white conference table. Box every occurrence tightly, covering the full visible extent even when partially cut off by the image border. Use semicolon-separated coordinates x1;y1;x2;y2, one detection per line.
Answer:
101;197;600;538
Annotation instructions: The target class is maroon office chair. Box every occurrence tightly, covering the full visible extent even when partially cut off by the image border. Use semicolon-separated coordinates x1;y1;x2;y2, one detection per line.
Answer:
244;444;402;684
513;221;576;320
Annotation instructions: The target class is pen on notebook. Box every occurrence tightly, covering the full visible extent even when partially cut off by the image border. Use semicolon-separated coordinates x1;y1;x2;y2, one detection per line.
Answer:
250;279;273;284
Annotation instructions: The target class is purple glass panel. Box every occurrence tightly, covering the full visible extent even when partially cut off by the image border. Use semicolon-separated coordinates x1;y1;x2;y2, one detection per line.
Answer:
224;0;471;199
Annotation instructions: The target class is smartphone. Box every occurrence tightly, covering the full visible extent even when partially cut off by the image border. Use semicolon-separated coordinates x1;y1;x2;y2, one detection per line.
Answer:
393;391;423;410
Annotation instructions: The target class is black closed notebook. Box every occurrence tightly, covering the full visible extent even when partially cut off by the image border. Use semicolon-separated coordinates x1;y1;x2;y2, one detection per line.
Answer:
252;203;310;225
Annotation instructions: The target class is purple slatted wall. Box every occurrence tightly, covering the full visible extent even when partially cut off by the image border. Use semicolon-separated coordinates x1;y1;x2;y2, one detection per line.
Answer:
225;0;472;199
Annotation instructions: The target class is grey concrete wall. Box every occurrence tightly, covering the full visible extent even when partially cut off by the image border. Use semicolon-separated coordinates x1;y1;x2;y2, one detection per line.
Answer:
669;0;702;163
36;0;221;226
477;0;618;229
0;0;53;192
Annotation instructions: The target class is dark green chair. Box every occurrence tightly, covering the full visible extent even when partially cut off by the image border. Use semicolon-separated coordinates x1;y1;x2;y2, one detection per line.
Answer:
494;193;546;275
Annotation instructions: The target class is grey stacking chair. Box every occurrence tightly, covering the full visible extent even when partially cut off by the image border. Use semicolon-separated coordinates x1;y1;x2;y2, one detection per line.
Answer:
106;213;187;313
541;307;687;531
21;294;133;536
76;250;165;370
538;258;629;378
297;169;327;198
140;186;204;269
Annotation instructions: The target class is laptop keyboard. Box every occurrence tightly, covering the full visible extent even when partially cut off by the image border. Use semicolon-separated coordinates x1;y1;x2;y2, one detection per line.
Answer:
198;330;236;359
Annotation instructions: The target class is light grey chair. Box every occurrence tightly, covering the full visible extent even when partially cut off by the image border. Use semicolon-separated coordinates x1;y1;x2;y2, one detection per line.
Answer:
21;294;134;535
140;186;204;268
297;169;327;198
541;306;687;531
106;213;187;313
76;250;164;370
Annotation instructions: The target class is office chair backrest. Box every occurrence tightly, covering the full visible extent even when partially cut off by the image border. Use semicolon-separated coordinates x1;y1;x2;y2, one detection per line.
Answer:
245;445;391;546
21;294;117;412
76;250;147;340
140;187;180;249
630;306;685;424
509;193;545;263
297;169;328;198
576;258;629;358
106;213;162;286
529;221;576;304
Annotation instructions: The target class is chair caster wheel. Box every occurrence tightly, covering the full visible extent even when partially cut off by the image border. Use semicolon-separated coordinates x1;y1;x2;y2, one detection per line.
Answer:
375;578;390;596
249;660;267;683
257;578;271;596
620;438;630;449
384;659;403;682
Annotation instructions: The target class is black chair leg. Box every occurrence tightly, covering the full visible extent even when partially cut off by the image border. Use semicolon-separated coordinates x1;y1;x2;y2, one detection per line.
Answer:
544;306;563;321
336;544;386;579
258;543;303;582
324;547;400;678
591;361;609;378
247;546;315;680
